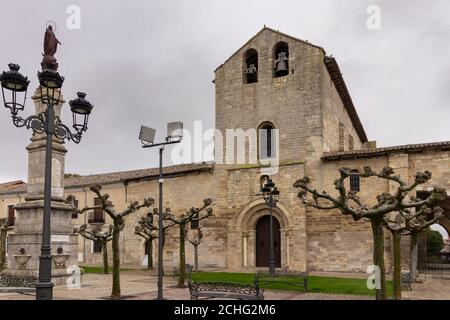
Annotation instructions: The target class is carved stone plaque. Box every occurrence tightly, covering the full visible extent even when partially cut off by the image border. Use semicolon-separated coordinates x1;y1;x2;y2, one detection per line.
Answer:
51;234;69;242
51;158;63;198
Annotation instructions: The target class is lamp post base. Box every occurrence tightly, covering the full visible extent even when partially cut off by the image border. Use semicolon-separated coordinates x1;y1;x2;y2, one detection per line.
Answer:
268;261;276;275
35;282;54;300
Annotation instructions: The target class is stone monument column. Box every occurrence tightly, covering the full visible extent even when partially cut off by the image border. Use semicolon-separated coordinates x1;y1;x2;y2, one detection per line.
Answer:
0;86;79;287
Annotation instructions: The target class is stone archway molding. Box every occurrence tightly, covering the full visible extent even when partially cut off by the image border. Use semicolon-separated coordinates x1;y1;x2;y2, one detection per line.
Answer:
236;199;294;232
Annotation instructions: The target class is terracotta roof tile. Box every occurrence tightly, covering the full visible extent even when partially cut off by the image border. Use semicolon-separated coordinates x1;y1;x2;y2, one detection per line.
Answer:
0;163;213;195
322;141;450;161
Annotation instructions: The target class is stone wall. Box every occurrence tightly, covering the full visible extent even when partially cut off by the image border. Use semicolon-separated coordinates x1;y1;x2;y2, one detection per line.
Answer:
214;28;326;166
320;63;363;153
308;157;389;272
224;163;307;271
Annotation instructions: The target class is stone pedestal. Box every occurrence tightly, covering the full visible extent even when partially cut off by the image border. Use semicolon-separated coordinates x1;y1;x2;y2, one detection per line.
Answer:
0;87;79;287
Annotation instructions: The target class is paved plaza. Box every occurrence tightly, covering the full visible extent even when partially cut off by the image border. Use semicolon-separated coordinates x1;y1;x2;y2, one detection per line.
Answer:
0;269;449;300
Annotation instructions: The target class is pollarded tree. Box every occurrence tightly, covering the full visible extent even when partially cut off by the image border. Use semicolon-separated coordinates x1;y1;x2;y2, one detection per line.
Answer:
186;226;204;272
74;224;113;274
152;208;177;250
134;212;159;270
135;207;176;274
382;206;443;300
164;199;213;288
0;218;13;271
74;185;155;298
294;166;447;300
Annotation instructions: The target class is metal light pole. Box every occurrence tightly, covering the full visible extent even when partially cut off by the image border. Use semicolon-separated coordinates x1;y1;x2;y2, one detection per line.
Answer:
157;145;164;299
0;24;93;300
0;65;93;300
261;179;280;275
139;122;183;300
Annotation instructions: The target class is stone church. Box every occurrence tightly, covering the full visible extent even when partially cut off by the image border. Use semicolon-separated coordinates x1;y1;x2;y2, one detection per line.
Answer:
1;27;449;274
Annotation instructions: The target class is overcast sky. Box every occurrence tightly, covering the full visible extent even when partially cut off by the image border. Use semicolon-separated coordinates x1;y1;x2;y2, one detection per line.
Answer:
0;0;449;182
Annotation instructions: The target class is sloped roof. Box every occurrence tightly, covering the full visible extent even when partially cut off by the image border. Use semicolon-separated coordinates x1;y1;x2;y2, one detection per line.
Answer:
0;180;25;189
324;56;367;143
0;163;214;195
214;27;368;143
322;141;450;161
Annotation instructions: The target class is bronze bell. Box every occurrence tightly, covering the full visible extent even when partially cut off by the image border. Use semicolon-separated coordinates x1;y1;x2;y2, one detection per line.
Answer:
274;52;288;77
244;64;257;83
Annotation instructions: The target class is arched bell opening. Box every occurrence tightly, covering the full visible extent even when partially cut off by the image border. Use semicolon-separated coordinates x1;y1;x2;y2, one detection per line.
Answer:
273;42;289;78
243;49;258;84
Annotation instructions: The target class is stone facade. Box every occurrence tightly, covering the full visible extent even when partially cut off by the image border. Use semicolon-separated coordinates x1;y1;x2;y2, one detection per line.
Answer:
0;27;449;275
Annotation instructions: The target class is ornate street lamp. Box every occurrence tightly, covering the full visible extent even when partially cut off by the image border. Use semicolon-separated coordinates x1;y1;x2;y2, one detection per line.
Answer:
0;26;93;300
0;63;29;114
261;178;279;275
139;121;183;300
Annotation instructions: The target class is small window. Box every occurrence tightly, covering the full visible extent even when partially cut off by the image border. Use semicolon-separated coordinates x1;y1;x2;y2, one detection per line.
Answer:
338;122;345;151
93;240;102;253
259;122;276;159
348;135;354;151
191;219;199;230
244;49;258;84
89;197;105;224
273;42;289;78
71;198;79;219
7;205;15;226
350;173;360;192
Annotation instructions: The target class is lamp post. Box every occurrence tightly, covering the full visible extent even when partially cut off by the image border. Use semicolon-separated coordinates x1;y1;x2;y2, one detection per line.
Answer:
139;122;183;300
0;63;93;300
260;178;280;275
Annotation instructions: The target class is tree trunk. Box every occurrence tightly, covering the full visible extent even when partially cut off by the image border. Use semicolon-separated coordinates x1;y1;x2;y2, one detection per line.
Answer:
147;238;153;270
102;241;109;274
410;232;418;281
178;223;186;288
111;223;121;298
392;232;402;300
0;228;6;271
371;218;387;300
194;244;199;272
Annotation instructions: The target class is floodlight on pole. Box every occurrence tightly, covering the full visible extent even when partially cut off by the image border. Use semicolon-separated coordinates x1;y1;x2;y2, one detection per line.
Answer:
139;125;156;145
166;121;183;141
139;121;183;300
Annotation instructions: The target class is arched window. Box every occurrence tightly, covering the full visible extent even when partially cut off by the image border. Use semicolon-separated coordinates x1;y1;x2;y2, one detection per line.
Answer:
273;42;289;78
244;49;258;84
259;122;276;159
260;175;270;190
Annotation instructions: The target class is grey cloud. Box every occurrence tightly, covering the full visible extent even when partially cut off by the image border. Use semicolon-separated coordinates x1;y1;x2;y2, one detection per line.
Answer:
0;0;449;182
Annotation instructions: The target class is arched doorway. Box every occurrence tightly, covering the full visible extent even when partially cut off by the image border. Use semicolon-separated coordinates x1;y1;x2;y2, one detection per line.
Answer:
256;215;281;267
